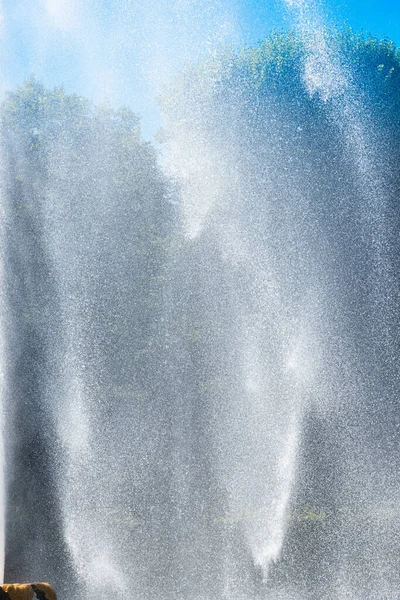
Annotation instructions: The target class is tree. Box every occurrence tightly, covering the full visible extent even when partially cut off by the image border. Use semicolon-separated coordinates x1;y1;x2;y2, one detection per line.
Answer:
1;79;177;597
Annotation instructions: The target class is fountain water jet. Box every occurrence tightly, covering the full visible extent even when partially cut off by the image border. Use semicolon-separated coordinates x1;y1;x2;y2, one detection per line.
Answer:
1;1;400;599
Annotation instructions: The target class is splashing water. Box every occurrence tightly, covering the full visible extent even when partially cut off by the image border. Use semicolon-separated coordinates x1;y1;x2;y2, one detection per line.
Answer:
0;169;6;586
1;0;400;599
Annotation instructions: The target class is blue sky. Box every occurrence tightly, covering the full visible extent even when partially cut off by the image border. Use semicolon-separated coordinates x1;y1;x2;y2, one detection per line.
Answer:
1;0;400;139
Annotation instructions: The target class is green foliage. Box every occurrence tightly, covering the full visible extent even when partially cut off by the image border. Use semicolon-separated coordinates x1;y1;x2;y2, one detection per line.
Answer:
163;28;400;126
1;76;170;209
2;76;178;386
